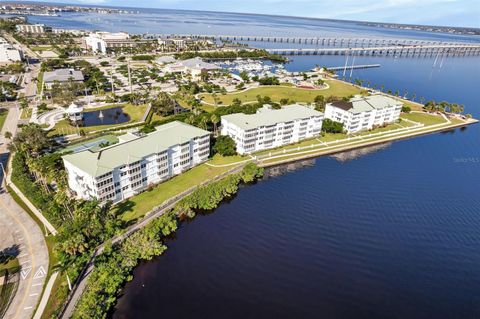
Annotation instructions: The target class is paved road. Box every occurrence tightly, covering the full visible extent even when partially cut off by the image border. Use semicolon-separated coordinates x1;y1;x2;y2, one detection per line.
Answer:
0;107;50;319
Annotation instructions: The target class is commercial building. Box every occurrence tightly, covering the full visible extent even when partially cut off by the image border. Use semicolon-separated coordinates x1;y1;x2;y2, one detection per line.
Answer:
324;94;403;134
84;32;154;54
0;38;23;62
164;57;220;78
221;104;324;155
16;24;52;33
42;68;84;88
62;121;211;202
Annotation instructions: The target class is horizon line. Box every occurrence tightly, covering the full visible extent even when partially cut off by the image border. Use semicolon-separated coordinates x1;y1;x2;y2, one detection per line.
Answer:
6;0;480;30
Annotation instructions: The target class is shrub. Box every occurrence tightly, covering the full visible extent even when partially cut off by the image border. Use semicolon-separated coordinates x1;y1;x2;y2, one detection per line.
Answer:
401;106;411;113
213;135;237;156
322;118;344;134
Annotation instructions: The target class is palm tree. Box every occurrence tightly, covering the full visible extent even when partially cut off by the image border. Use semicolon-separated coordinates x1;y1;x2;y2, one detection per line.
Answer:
212;93;219;107
210;114;219;135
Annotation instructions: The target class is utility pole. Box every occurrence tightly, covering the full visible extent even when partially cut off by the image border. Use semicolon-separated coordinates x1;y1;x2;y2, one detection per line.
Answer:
110;66;115;95
127;61;133;94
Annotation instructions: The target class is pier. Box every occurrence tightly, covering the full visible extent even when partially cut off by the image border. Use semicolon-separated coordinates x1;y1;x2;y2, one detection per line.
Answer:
326;64;380;71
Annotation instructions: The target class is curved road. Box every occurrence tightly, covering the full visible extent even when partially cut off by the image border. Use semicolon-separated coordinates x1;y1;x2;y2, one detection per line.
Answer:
0;106;49;319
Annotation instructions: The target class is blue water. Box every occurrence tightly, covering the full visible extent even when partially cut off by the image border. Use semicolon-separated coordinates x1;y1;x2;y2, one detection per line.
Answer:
82;107;130;126
35;8;480;319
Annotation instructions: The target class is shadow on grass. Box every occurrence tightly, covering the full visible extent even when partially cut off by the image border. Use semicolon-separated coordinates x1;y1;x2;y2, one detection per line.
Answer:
112;200;137;225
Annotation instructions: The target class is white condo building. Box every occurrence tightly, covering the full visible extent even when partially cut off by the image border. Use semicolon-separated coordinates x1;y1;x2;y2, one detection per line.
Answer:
62;121;210;203
84;32;130;54
324;94;403;134
221;104;324;155
16;24;52;34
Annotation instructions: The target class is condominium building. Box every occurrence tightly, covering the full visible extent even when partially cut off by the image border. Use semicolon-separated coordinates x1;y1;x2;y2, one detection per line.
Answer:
84;32;154;54
221;104;324;155
324;94;403;134
16;24;52;33
0;38;23;62
62;121;210;203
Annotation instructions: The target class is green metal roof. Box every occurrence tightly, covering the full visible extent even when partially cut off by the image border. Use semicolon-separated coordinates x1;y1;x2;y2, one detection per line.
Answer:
62;121;210;178
221;104;323;131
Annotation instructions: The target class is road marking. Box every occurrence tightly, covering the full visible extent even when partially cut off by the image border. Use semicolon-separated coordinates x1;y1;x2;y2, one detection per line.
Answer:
21;266;32;279
24;306;32;310
0;197;39;318
32;283;42;287
33;266;47;279
29;293;39;297
19;253;28;257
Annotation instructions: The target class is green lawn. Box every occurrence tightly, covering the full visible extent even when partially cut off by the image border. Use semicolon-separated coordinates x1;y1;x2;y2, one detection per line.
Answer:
401;112;447;125
31;46;54;51
37;71;44;95
0;108;7;131
0;257;19;277
49;104;148;136
198;80;363;106
114;155;244;222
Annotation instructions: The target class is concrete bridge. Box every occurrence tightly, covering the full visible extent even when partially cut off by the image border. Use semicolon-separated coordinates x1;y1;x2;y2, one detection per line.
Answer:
265;44;480;57
146;34;474;48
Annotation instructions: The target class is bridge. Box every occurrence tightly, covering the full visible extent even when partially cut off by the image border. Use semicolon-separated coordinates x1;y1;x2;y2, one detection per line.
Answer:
146;33;474;48
265;44;480;57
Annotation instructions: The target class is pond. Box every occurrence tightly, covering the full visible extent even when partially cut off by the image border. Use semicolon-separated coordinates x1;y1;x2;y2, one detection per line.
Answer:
80;107;130;127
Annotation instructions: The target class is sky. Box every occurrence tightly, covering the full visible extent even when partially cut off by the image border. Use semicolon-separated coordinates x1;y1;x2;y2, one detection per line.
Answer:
22;0;480;28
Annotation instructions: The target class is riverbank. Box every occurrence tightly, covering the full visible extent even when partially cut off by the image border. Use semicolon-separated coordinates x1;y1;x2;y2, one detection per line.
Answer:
258;116;477;167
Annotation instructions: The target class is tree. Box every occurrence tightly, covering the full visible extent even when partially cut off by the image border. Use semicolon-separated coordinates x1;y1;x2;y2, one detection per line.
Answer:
212;93;219;107
50;78;83;106
239;71;249;83
213;135;236;156
321;119;344;134
231;98;242;107
210;114;219;134
401;106;411;113
313;95;326;112
151;92;176;116
11;124;52;155
4;131;12;140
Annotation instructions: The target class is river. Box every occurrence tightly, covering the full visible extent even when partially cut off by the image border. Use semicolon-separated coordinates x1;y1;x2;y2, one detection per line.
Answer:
30;8;480;319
